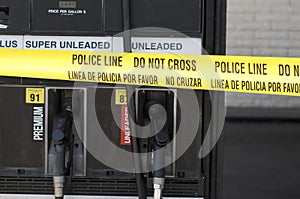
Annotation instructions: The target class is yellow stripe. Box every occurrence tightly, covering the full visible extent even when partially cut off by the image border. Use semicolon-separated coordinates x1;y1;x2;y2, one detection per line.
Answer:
1;48;300;96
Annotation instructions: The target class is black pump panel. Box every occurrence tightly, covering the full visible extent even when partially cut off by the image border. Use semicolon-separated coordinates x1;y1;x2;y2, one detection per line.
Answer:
0;0;30;32
0;87;45;172
104;0;202;34
31;0;103;32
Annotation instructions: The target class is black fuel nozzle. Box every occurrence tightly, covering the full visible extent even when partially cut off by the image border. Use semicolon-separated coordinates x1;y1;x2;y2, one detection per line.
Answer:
153;130;169;178
52;128;65;199
52;129;65;176
153;129;169;199
145;101;169;199
52;95;73;199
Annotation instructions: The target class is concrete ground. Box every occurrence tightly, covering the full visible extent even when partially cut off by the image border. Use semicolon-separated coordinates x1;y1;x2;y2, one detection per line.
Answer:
223;117;300;199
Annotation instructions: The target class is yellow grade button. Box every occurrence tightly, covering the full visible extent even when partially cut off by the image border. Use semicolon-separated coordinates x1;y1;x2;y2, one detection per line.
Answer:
26;88;45;104
115;89;127;105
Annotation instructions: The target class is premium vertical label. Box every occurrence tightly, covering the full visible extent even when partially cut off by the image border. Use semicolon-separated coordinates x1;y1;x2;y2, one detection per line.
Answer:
33;106;44;141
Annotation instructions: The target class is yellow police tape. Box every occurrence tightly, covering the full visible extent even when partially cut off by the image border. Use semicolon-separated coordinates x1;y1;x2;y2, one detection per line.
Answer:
1;48;300;96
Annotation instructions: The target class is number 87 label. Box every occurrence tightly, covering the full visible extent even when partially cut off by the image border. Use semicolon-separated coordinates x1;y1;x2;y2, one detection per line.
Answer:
115;89;127;105
26;88;45;104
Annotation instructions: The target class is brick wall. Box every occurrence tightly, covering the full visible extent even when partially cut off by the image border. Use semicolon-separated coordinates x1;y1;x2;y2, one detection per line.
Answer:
227;0;300;57
226;0;300;108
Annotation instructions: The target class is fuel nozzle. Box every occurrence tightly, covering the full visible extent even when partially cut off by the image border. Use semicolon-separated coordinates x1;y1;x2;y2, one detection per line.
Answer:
146;101;169;199
153;130;168;199
52;93;73;199
52;129;65;199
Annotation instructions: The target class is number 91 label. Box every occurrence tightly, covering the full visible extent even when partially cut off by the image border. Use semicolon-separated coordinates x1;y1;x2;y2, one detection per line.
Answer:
26;88;45;104
115;89;127;105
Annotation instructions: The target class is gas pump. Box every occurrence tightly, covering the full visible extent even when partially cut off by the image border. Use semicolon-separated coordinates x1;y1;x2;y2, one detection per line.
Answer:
0;0;226;199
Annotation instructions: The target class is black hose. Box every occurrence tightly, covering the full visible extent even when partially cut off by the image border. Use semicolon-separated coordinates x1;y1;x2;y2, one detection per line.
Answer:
121;0;132;52
208;91;224;199
127;86;147;199
121;0;147;198
209;144;218;199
